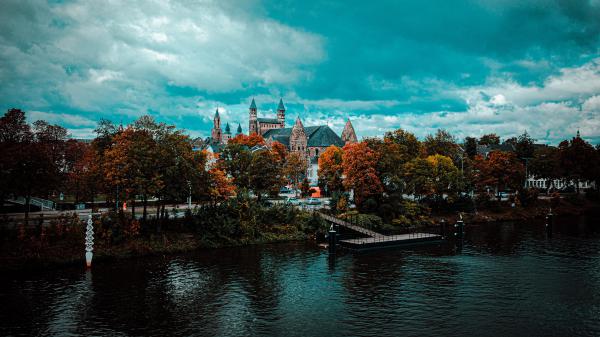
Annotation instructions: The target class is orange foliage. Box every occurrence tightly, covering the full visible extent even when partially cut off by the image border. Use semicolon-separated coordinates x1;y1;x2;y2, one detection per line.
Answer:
229;133;265;147
208;167;236;202
271;141;287;161
318;145;344;193
342;142;383;206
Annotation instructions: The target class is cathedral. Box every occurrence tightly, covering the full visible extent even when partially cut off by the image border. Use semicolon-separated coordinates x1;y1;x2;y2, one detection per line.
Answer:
209;98;357;160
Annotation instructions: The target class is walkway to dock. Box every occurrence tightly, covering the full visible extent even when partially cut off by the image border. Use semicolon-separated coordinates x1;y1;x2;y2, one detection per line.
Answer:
317;212;443;250
317;212;384;238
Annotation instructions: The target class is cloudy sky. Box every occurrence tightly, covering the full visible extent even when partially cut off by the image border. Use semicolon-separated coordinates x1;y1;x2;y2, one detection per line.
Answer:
1;0;599;144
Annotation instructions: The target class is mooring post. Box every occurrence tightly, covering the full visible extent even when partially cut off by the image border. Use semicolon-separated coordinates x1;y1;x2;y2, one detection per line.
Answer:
440;219;446;237
454;214;465;243
328;225;337;254
545;208;554;237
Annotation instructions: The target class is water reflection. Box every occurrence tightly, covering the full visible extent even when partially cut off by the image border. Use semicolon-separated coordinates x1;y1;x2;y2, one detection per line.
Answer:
0;216;599;337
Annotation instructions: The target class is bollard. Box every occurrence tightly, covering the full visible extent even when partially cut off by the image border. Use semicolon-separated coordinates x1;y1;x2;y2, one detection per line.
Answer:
545;208;554;237
328;226;337;254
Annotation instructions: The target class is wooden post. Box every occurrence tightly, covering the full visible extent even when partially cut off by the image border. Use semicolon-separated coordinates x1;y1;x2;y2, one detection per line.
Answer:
328;227;337;254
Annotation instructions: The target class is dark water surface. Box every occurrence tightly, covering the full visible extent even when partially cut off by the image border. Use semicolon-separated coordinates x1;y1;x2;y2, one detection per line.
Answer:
1;216;599;337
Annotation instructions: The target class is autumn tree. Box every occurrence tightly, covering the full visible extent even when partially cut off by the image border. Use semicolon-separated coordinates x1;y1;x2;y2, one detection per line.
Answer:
317;145;344;195
342;142;383;207
283;152;307;196
104;127;162;221
271;141;287;162
474;152;525;200
229;133;265;147
207;167;235;204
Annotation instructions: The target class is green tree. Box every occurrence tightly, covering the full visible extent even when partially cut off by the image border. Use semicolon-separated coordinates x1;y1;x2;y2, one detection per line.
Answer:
479;133;500;146
464;137;478;158
558;134;596;193
248;149;283;201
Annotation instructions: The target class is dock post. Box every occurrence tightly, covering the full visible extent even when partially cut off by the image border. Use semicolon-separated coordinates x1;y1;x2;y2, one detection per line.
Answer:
328;225;337;254
454;215;465;245
545;208;554;237
440;219;446;238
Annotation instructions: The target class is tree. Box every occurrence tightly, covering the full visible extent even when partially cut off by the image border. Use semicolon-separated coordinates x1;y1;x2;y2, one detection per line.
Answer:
283;152;307;196
219;143;253;189
103;127;162;222
479;133;500;146
342;142;383;208
474;152;525;200
383;128;421;160
0;109;33;204
318;145;344;195
464;137;478;158
229;133;265;147
207;167;235;204
404;157;434;200
271;141;287;162
300;177;312;198
423;129;460;160
529;146;560;192
558;135;596;193
426;154;460;202
512;131;535;160
248;149;283;201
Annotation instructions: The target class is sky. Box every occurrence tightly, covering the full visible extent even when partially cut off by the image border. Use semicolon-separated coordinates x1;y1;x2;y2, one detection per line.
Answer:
1;0;599;144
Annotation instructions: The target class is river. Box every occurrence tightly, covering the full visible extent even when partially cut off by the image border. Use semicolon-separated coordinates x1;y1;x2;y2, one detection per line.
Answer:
1;216;599;337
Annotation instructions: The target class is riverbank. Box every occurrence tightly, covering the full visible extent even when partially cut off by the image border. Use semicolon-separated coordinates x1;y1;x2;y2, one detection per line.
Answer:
0;230;309;272
431;197;600;224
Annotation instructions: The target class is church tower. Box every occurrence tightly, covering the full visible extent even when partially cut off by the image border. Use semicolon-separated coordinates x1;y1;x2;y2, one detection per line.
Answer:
222;122;232;143
289;116;307;153
277;98;286;128
249;98;257;134
211;108;222;143
341;118;358;144
236;123;243;135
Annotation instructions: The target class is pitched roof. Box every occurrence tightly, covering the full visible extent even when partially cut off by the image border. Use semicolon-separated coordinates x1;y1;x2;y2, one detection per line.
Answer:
236;123;242;134
250;98;257;110
224;122;231;134
257;117;280;124
263;125;344;148
277;98;285;111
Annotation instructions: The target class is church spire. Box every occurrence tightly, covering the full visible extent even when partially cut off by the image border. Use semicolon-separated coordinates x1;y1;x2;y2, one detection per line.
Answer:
576;129;581;138
341;118;358;144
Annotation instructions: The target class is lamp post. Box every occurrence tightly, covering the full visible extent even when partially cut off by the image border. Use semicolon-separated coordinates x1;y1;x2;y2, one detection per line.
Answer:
187;180;192;209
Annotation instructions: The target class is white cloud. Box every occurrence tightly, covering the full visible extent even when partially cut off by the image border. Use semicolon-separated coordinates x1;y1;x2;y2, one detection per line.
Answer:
0;0;325;118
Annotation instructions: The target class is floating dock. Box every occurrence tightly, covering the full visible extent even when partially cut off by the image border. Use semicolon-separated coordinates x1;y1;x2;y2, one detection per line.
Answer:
318;212;444;251
339;233;443;251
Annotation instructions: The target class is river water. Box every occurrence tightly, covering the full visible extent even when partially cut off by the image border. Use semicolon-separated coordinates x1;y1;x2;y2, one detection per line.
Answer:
1;216;599;337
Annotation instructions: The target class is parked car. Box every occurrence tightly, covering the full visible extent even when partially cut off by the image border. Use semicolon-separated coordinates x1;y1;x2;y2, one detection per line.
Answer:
286;197;300;205
305;197;321;205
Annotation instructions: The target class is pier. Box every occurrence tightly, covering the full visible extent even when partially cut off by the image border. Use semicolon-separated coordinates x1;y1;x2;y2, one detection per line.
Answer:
317;212;444;251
